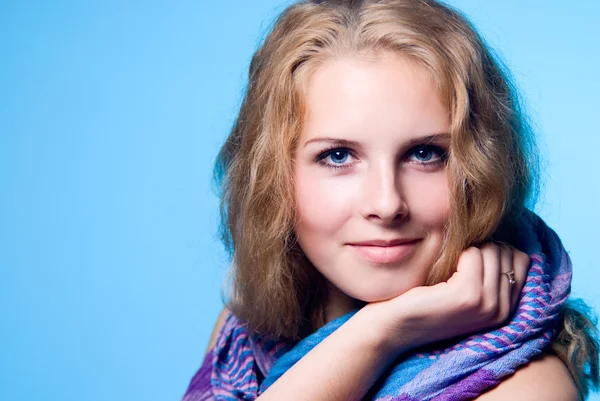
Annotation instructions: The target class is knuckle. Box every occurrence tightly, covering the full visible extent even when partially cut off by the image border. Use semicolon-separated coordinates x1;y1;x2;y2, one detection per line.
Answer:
501;244;513;256
460;289;482;309
482;300;500;316
457;247;482;267
462;246;481;258
481;241;495;250
499;308;511;324
481;241;499;254
512;247;528;259
481;300;499;319
496;303;511;324
515;251;531;267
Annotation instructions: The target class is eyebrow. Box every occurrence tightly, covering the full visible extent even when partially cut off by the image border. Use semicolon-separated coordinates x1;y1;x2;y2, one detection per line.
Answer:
303;132;451;148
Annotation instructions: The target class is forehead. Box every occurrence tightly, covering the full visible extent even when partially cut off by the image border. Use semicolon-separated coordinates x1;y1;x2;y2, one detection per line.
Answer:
299;51;450;144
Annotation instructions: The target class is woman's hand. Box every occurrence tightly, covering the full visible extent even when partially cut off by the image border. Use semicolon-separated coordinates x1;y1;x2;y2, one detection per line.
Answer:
360;242;531;358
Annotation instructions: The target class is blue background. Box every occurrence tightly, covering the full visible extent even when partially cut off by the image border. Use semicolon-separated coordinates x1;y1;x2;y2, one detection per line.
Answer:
1;1;598;400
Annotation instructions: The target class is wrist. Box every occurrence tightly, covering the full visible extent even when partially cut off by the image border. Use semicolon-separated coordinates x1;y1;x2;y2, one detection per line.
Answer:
350;304;411;363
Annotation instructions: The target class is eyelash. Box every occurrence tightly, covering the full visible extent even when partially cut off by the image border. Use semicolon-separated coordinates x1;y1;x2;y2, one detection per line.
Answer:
315;144;449;171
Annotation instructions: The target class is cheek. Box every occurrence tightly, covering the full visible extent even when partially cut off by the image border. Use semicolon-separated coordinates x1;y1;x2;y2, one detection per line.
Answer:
405;173;450;225
295;171;350;234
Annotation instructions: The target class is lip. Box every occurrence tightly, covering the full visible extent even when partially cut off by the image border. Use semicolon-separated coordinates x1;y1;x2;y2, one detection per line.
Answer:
350;238;420;247
348;239;421;264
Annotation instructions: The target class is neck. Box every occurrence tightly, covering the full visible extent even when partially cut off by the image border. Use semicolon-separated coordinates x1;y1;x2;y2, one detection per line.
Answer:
324;282;365;323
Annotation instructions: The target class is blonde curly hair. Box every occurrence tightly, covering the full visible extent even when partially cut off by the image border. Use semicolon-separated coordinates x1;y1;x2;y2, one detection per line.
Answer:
212;0;599;397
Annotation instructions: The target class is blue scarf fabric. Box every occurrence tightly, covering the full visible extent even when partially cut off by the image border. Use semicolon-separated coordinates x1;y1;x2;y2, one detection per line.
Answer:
181;211;572;401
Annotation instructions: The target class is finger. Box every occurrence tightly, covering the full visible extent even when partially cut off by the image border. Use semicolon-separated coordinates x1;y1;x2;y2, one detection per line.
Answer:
480;242;501;316
497;244;513;323
510;247;531;312
454;246;484;289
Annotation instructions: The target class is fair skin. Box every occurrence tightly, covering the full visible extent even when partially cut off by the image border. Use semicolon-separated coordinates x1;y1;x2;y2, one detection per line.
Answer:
294;51;451;317
206;52;578;400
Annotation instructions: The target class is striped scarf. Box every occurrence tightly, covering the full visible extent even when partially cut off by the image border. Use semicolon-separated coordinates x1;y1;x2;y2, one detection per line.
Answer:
181;211;572;401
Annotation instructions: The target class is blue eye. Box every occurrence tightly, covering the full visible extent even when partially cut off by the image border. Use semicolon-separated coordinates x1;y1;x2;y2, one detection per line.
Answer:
409;145;447;165
414;147;433;162
316;147;355;170
315;144;448;171
329;150;349;164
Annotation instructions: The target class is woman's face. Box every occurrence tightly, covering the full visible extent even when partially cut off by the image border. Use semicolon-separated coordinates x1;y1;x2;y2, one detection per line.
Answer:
293;51;451;316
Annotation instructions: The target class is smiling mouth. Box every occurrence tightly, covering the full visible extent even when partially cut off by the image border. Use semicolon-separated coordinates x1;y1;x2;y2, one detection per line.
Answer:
348;239;421;264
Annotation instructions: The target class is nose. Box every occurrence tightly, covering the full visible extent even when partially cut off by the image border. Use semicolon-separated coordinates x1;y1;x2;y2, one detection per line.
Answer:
360;161;408;224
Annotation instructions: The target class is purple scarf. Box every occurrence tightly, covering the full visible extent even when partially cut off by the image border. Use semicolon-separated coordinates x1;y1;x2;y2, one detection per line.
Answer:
181;211;572;400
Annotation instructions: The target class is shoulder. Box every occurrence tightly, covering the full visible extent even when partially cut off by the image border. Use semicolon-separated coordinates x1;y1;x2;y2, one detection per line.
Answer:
474;352;580;401
205;307;231;354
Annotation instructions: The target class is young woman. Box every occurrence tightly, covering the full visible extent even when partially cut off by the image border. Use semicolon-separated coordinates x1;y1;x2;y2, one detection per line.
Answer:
182;1;599;400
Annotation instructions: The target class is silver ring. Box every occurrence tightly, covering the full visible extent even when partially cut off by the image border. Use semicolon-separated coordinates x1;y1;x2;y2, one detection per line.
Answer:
501;270;516;287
